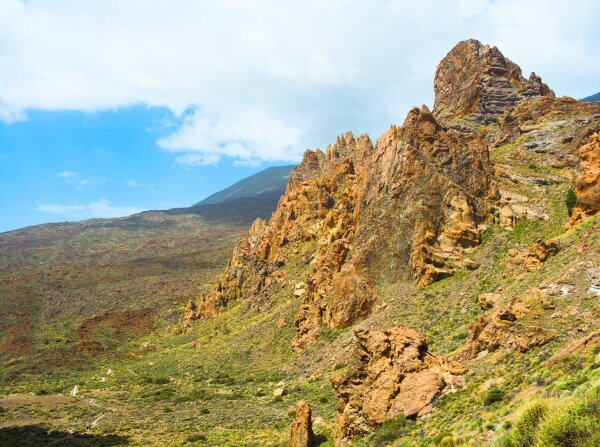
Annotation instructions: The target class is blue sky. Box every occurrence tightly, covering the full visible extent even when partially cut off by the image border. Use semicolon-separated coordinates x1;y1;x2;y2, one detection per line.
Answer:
0;106;284;231
0;0;598;232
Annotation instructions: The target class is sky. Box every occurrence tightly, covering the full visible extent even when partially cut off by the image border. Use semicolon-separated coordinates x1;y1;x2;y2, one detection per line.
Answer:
0;0;599;232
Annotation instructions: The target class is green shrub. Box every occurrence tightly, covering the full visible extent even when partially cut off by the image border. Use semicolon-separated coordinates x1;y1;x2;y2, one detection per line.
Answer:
565;188;577;216
141;376;170;385
536;386;600;447
495;401;548;447
186;433;207;442
368;416;409;447
483;387;505;405
431;432;451;444
494;385;600;447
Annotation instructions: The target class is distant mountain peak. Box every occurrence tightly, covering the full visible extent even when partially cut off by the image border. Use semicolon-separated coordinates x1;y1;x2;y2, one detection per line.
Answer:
195;165;295;206
581;92;600;103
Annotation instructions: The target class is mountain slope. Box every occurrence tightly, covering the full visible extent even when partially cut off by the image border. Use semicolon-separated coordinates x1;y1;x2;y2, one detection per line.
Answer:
195;165;295;205
181;39;600;446
581;92;600;103
0;167;292;381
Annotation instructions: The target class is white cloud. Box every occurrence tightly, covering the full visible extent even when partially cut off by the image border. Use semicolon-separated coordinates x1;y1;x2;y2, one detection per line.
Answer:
126;180;143;187
56;170;76;178
158;107;302;164
1;0;599;163
37;199;142;219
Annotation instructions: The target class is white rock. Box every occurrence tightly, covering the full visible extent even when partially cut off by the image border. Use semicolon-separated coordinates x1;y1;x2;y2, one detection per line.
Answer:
273;388;286;397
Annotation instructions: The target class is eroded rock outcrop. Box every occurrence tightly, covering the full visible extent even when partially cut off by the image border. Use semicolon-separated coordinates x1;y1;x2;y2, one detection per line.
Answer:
290;401;315;447
184;103;497;349
494;97;600;170
547;331;599;365
353;106;496;289
464;307;554;358
507;240;560;272
433;39;554;123
568;133;600;227
330;327;464;444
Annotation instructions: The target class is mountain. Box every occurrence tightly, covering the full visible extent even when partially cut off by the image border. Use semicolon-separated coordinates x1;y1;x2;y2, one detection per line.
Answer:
2;40;600;447
0;167;291;392
581;91;600;103
195;165;295;205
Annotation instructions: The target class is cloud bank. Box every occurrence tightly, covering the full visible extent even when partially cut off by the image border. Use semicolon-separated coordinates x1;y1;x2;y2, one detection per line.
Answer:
1;0;599;164
37;199;142;219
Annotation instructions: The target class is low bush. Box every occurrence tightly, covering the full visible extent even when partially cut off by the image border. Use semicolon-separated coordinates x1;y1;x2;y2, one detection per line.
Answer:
368;416;410;447
494;384;600;447
483;387;505;405
565;188;577;216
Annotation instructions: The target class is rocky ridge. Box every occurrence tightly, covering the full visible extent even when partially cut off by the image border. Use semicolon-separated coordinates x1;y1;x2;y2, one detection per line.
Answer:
181;39;600;444
182;38;599;348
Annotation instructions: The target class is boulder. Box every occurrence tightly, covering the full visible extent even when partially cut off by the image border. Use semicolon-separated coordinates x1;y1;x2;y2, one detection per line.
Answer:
478;293;502;309
273;388;286;398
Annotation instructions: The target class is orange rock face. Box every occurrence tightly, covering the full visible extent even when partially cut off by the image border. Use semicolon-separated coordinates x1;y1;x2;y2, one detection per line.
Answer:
330;327;464;444
182;42;512;347
433;39;554;123
569;133;600;227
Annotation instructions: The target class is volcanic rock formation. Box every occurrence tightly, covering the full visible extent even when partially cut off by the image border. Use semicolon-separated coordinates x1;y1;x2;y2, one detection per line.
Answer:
290;401;315;447
185;102;498;350
433;39;554;123
568;133;600;227
181;39;599;361
330;327;464;444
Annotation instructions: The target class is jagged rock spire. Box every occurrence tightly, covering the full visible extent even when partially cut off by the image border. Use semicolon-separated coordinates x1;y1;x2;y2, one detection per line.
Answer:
433;39;554;123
